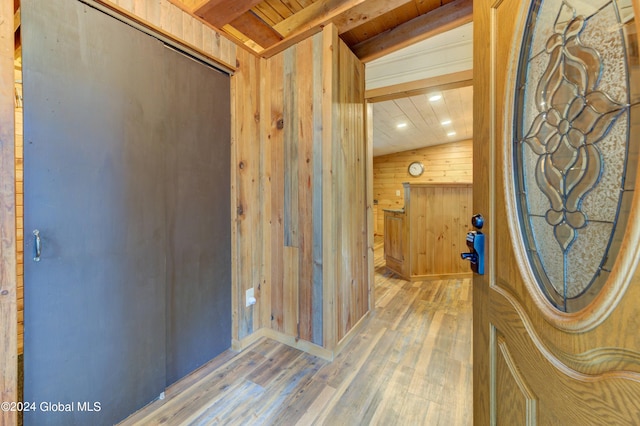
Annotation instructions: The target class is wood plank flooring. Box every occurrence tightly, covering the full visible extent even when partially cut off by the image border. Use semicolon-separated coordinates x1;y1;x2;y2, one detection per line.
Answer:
120;236;472;425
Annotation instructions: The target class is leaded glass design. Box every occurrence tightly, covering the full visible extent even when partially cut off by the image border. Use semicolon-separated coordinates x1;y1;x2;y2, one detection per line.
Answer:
513;0;639;312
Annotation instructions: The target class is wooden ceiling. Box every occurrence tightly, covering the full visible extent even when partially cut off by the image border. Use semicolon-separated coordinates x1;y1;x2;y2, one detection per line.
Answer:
13;0;472;65
176;0;472;61
372;85;473;156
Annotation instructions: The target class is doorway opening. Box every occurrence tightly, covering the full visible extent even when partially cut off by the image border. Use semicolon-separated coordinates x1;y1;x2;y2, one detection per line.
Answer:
363;23;474;421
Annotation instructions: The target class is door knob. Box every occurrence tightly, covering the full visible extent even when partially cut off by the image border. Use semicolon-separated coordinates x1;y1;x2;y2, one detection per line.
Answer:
461;215;485;275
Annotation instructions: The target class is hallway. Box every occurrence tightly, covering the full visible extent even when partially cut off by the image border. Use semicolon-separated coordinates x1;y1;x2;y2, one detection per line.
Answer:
121;237;473;425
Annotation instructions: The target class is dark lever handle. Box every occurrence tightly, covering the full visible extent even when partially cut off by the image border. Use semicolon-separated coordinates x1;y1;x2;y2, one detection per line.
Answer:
461;252;476;262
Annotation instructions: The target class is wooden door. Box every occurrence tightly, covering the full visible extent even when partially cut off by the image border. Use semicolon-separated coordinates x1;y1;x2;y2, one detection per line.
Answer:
474;0;640;424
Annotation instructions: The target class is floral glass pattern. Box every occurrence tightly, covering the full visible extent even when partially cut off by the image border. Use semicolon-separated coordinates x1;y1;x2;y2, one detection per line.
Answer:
513;0;639;312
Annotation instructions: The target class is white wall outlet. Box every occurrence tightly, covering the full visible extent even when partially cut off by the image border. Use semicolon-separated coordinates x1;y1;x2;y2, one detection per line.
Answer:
396;190;401;196
246;288;256;307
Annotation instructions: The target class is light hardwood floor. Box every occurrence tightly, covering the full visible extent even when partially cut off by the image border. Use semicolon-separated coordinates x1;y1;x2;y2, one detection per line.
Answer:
121;237;472;425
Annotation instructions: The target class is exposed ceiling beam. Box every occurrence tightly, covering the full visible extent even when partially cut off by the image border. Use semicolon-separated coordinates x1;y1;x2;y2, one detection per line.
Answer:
272;0;365;37
14;7;20;31
195;0;264;29
260;0;419;58
352;0;473;62
366;69;473;102
229;11;283;49
14;7;20;53
273;0;415;38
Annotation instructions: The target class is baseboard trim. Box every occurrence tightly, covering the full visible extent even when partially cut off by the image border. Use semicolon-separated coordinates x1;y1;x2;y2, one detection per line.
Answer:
334;310;371;355
232;308;374;362
231;329;267;352
410;272;472;281
262;329;334;361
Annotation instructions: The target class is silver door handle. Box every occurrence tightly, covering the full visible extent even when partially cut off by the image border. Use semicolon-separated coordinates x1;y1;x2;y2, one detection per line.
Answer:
33;229;41;262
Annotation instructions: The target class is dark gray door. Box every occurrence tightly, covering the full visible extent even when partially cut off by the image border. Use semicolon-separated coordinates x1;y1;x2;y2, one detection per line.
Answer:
22;0;168;424
163;47;231;386
21;0;231;424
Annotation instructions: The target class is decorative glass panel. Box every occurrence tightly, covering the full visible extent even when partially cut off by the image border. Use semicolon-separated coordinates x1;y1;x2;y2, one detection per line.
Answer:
513;0;639;312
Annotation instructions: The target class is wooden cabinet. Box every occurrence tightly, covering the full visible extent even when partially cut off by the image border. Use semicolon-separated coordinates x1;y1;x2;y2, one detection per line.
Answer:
384;183;472;280
383;209;407;277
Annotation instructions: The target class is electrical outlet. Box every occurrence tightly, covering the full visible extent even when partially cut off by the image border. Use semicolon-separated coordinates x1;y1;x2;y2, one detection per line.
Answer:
396;190;401;196
246;288;256;307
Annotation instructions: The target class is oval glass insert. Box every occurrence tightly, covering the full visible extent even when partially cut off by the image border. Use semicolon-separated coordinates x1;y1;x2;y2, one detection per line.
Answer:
513;0;639;312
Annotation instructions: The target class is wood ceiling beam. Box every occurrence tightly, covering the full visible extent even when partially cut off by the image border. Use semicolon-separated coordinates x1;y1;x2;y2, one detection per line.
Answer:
365;69;473;103
14;7;20;58
14;7;20;31
273;0;415;38
229;11;283;49
352;0;473;63
195;0;264;28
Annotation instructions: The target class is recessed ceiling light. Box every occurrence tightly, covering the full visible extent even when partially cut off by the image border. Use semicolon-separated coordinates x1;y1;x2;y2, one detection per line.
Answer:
397;122;408;129
441;119;452;125
429;94;442;102
447;131;457;136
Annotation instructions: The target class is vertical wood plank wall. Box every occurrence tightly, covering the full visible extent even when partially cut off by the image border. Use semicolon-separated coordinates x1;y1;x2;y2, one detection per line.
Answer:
405;183;472;277
232;48;263;342
333;37;368;343
262;27;369;350
1;0;18;421
15;67;23;355
373;140;473;234
264;33;325;346
103;0;237;68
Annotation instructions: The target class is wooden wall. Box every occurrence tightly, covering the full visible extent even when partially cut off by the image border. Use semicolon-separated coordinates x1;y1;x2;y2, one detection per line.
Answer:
232;47;263;343
373;140;472;234
331;33;369;344
15;66;23;355
262;32;325;345
1;0;18;420
259;25;370;351
100;0;237;69
405;183;472;278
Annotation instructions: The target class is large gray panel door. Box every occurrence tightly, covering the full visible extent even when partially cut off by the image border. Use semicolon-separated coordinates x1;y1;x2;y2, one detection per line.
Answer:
22;0;167;424
163;47;231;386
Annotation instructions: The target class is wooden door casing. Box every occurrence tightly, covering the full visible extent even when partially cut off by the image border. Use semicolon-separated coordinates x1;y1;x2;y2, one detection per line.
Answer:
474;0;640;424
